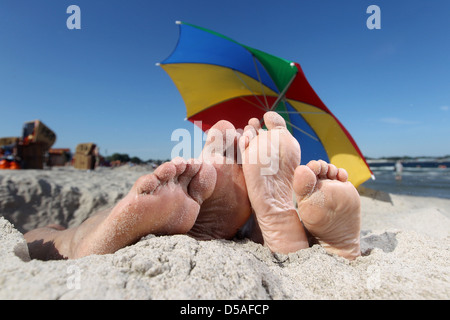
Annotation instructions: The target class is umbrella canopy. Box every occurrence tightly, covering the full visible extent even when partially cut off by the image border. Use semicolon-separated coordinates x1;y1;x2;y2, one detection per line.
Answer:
159;21;373;187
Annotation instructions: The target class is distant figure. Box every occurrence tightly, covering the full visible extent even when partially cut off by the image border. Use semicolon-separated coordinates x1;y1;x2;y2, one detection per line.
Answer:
395;160;403;180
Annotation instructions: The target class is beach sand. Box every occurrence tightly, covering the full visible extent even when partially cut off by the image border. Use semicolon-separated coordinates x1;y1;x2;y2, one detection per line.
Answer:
0;166;449;299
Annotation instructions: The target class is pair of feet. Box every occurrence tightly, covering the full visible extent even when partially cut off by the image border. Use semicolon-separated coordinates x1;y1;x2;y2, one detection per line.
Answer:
24;112;361;260
238;112;360;259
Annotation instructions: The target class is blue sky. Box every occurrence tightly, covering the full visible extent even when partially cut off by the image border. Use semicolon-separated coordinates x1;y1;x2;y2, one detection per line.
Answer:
1;0;449;160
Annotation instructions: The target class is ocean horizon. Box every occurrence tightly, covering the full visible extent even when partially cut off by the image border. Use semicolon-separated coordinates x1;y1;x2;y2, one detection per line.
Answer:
362;160;450;199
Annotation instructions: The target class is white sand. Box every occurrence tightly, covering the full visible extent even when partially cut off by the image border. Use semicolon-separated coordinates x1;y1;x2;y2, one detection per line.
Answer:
0;166;449;299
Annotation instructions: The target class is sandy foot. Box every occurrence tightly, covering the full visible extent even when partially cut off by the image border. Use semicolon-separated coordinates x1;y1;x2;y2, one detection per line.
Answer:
240;112;309;254
294;160;361;260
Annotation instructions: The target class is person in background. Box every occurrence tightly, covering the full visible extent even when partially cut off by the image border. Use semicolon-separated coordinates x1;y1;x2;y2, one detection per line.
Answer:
395;160;403;181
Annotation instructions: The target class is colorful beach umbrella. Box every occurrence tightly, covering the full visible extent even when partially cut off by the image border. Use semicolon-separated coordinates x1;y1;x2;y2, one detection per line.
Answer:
158;21;373;187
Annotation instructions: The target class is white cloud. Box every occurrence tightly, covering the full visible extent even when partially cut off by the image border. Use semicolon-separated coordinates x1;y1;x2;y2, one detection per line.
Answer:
380;117;419;125
440;106;449;111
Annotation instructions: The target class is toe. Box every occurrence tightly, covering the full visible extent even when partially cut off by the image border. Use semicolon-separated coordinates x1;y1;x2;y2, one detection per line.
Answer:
154;161;177;181
248;117;262;131
188;162;217;205
171;157;187;176
336;168;349;182
317;160;329;179
238;124;258;162
306;160;321;176
293;165;317;202
243;124;257;140
201;120;238;163
263;111;286;130
204;120;235;150
326;164;338;180
134;173;160;195
178;158;201;187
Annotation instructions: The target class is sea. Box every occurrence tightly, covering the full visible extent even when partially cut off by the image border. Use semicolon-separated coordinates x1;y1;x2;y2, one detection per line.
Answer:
362;160;450;199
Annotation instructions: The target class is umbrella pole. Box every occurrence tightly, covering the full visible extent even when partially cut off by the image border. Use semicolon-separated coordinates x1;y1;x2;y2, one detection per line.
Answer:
269;64;298;111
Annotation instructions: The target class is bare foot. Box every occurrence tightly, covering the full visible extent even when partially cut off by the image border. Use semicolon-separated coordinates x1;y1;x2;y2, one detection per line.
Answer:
294;160;361;260
188;120;252;240
239;112;309;254
25;158;216;260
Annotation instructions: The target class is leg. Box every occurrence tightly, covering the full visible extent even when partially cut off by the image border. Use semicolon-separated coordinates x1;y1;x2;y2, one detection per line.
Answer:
24;224;71;260
24;158;216;260
239;112;309;254
294;160;361;260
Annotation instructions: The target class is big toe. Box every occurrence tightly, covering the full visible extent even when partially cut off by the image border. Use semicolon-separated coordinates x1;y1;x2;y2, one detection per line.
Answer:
202;120;237;161
248;117;262;132
293;165;318;202
153;160;178;181
134;161;179;195
187;161;217;205
263;111;287;130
